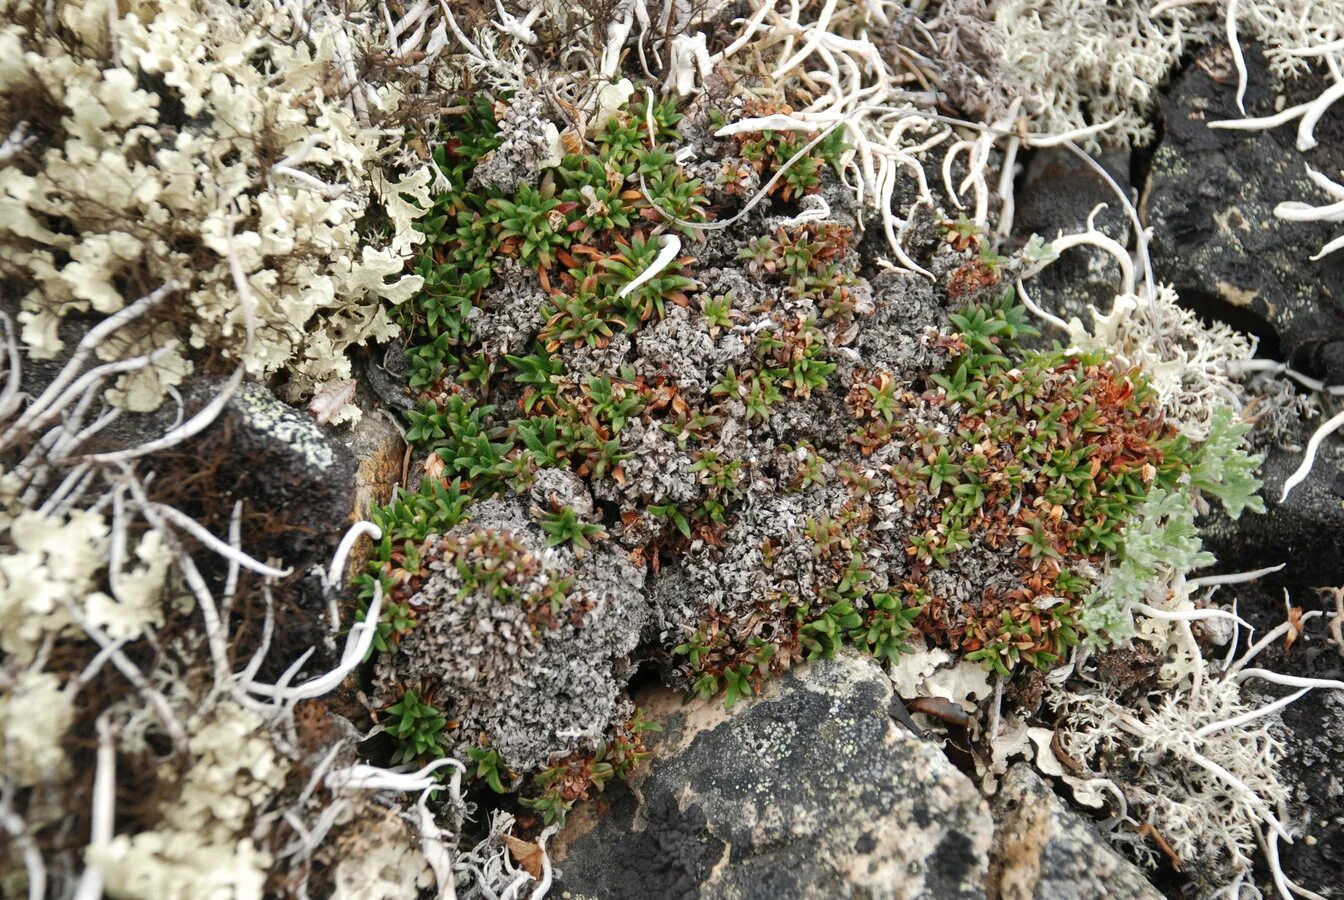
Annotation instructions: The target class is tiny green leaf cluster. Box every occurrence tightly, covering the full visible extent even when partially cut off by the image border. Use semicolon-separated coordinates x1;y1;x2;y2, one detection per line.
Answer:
384;689;449;765
726;101;847;200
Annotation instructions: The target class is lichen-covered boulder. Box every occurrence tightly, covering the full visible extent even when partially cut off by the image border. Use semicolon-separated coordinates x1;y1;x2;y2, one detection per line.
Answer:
552;652;993;898
990;765;1161;900
224;381;361;534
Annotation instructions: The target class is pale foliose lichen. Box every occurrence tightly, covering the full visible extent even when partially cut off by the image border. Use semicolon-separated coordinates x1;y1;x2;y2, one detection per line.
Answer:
0;500;175;660
164;704;290;841
86;703;288;900
0;0;430;416
88;830;272;900
0;508;110;661
86;528;175;642
0;670;76;787
329;812;434;900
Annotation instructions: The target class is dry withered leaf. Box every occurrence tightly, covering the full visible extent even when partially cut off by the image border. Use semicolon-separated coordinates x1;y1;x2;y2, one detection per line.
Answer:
502;834;544;878
1138;822;1184;872
907;696;970;727
308;378;356;425
1284;606;1304;652
423;452;446;481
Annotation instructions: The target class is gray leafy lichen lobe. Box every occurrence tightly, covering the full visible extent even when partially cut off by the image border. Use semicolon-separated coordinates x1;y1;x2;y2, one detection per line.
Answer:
378;497;649;772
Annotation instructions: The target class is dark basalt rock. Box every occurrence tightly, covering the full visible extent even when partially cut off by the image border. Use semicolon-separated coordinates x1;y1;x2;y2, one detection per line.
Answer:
1143;45;1344;587
218;381;361;552
97;376;362;560
1144;45;1344;381
1228;582;1344;898
552;653;993;899
1198;432;1344;586
1266;678;1344;900
1011;148;1132;325
122;378;368;678
1195;369;1344;585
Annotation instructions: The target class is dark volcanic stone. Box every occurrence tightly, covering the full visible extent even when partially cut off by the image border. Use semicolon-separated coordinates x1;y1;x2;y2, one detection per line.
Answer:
1144;45;1344;587
1012;148;1132;325
221;381;360;539
1230;583;1344;898
1144;46;1344;380
552;653;993;899
1198;429;1344;586
1267;678;1344;900
133;379;365;677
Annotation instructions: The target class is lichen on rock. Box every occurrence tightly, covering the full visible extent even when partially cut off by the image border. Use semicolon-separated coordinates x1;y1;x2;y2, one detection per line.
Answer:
553;653;995;899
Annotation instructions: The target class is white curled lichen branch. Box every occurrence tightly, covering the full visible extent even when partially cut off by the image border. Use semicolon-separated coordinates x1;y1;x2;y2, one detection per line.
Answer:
238;537;383;702
1272;165;1344;260
1279;407;1344;503
1209;68;1344;153
618;233;683;299
1062;205;1136;295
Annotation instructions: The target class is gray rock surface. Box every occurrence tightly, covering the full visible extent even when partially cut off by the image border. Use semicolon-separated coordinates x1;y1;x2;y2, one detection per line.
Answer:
990;766;1160;900
552;653;993;899
341;396;406;521
338;392;406;580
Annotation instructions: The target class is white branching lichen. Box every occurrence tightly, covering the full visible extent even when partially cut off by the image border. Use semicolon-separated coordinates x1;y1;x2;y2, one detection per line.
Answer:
86;704;286;900
1053;593;1343;898
993;0;1209;146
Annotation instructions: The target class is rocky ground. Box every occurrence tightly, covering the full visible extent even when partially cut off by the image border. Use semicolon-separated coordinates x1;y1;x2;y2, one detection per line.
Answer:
2;1;1343;899
185;44;1344;899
